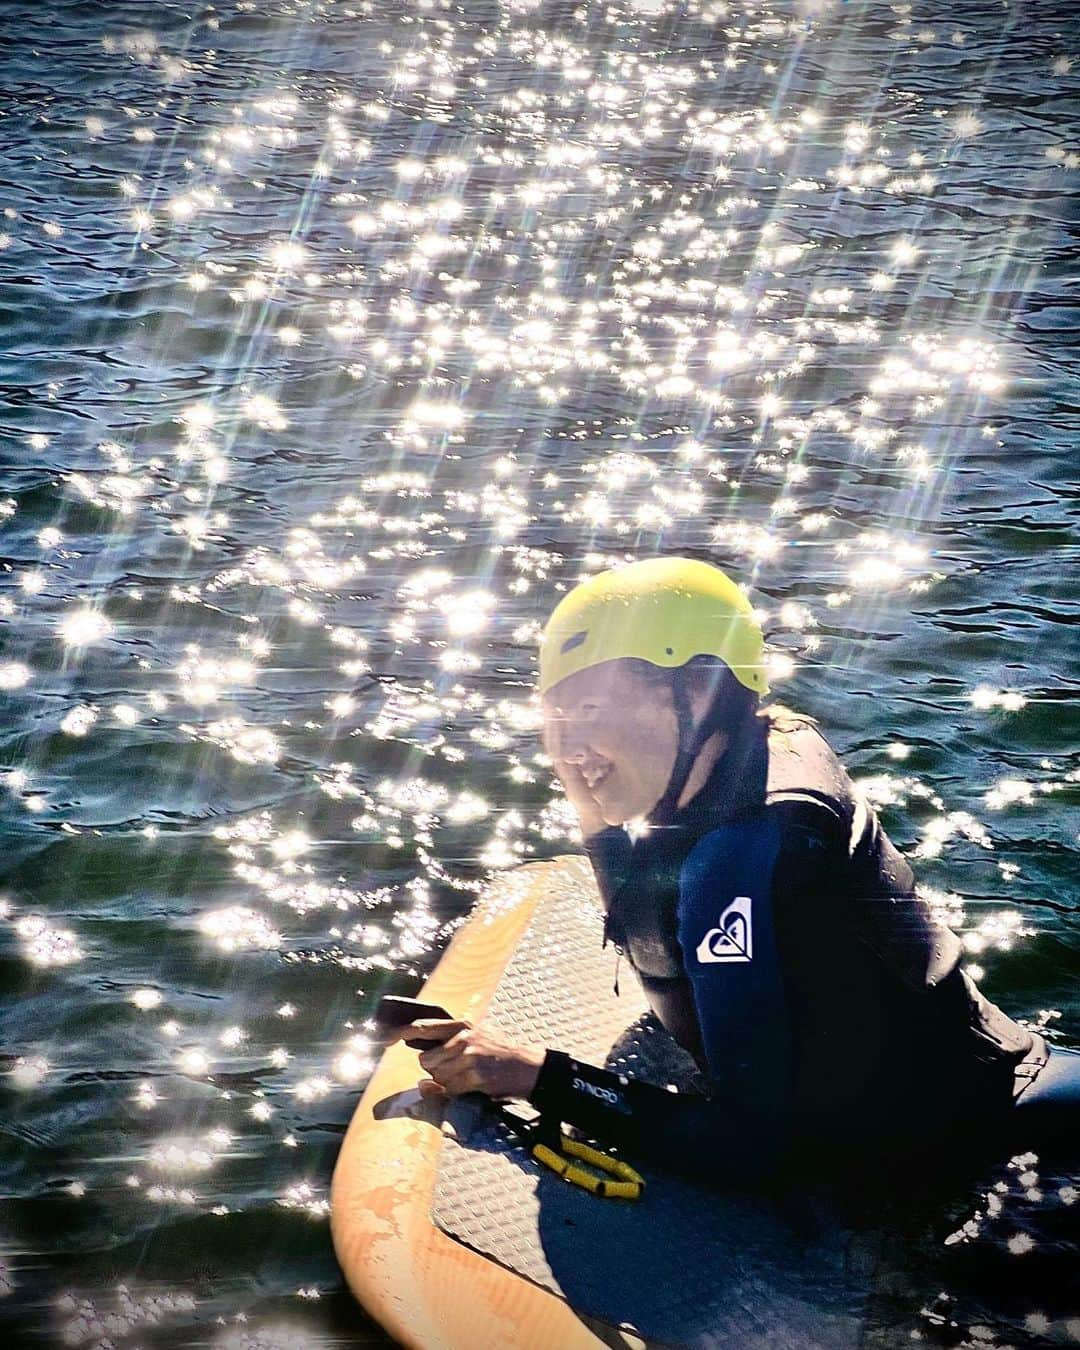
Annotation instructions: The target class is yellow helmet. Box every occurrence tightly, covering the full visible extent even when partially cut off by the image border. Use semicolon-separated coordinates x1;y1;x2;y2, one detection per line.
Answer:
539;557;768;697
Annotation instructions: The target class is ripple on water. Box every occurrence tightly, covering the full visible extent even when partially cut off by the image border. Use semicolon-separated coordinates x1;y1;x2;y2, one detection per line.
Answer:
0;0;1077;1344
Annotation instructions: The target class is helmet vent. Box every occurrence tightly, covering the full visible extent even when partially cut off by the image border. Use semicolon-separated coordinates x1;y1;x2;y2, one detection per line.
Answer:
560;629;588;655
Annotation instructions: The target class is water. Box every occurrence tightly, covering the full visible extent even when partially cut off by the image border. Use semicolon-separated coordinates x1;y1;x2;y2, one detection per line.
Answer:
0;0;1077;1345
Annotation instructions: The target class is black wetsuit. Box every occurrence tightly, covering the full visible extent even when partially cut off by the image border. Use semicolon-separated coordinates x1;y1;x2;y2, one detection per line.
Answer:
529;709;1069;1180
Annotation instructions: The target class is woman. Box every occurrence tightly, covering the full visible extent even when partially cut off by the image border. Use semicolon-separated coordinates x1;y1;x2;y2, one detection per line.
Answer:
398;557;1074;1179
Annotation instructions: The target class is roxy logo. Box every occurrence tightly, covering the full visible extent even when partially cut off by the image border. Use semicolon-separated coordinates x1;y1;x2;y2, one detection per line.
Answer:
696;896;753;964
572;1077;620;1106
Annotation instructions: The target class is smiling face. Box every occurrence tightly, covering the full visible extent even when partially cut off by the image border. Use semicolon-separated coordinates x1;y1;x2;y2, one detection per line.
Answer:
542;659;681;827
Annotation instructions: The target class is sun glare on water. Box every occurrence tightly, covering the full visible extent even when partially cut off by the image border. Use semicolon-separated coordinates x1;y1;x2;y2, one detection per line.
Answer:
0;0;1075;1343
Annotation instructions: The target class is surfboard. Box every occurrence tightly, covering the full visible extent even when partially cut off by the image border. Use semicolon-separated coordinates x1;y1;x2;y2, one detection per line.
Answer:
331;855;871;1349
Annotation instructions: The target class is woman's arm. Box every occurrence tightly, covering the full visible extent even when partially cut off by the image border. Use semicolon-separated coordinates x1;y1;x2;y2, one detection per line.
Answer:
527;816;797;1180
528;1048;783;1181
403;1017;779;1179
675;818;794;1151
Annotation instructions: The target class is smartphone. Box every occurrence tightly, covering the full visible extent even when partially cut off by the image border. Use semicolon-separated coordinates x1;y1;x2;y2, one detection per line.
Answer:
374;995;453;1048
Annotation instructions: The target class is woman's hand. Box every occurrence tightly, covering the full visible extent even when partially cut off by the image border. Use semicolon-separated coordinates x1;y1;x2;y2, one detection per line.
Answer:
552;761;609;839
541;722;608;839
388;1019;545;1101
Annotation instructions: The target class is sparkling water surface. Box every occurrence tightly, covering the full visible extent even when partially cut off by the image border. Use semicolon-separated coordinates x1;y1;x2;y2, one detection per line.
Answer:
0;0;1077;1346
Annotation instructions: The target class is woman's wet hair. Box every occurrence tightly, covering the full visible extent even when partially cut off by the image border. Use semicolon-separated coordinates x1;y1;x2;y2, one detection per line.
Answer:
621;655;761;736
680;655;760;734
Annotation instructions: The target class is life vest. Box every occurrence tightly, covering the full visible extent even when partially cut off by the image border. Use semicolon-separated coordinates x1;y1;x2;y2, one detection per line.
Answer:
592;709;1045;1143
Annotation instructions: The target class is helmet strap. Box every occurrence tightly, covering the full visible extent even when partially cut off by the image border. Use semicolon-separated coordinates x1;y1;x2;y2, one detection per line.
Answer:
649;668;714;827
